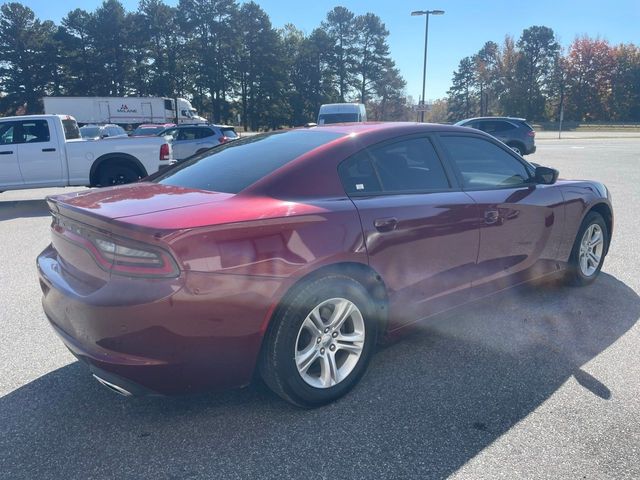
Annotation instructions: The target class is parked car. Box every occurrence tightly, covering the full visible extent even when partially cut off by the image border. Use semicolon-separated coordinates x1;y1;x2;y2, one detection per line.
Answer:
158;124;238;160
38;122;612;407
130;123;176;137
0;115;172;191
79;124;128;140
454;116;536;155
317;103;367;124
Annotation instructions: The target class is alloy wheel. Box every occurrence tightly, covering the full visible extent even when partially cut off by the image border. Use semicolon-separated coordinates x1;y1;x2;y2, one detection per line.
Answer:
294;297;365;389
579;223;604;277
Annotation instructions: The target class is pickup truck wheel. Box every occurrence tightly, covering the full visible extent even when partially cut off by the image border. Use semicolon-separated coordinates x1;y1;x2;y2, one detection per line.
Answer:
98;164;140;187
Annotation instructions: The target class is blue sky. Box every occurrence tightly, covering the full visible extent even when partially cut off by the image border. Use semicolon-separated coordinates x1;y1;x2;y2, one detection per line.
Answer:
11;0;640;101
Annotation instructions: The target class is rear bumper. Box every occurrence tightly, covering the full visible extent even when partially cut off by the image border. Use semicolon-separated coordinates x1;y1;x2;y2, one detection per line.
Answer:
525;145;537;155
38;244;284;395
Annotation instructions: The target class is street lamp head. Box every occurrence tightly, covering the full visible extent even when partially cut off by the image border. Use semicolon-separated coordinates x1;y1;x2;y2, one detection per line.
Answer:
411;10;426;16
429;10;445;15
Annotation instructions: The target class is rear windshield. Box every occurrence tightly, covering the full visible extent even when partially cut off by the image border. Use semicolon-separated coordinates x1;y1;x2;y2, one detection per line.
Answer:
133;127;162;136
318;113;359;125
63;119;81;139
221;127;238;138
155;130;344;193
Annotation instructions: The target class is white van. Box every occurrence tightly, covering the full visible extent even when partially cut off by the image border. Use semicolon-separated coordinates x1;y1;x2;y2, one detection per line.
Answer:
317;103;367;125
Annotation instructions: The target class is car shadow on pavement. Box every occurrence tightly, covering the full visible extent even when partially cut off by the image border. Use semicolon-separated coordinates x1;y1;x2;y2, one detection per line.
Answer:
0;199;50;221
1;272;638;479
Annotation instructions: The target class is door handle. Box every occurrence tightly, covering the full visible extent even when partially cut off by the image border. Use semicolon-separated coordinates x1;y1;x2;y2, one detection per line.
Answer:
42;148;56;152
484;210;500;225
0;150;13;155
374;217;398;232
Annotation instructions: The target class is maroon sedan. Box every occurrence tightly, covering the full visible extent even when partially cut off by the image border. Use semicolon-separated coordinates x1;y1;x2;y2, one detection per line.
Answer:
38;123;613;407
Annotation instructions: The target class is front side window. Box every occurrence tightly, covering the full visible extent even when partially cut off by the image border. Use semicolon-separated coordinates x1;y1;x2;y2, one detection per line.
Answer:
18;120;50;143
0;123;17;145
440;135;531;189
177;128;202;141
339;137;450;194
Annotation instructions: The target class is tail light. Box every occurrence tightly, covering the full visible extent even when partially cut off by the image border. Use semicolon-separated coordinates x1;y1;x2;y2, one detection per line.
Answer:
527;130;536;137
160;143;171;160
55;219;179;278
218;136;229;144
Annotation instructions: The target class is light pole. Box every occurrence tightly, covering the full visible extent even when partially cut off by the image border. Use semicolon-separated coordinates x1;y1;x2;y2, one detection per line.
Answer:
411;9;444;122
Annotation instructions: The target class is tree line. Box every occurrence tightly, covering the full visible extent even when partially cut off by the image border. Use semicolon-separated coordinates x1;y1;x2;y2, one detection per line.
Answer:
446;26;640;123
0;0;409;129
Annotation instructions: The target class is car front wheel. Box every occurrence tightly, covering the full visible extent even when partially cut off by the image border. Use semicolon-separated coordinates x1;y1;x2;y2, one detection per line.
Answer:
260;275;378;408
567;211;608;286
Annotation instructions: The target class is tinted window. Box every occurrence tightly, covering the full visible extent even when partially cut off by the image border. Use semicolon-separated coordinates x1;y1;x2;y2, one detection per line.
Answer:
18;120;50;143
338;151;382;194
164;99;173;110
339;137;450;194
440;135;530;189
199;128;216;139
318;113;359;124
0;123;17;145
155;130;344;193
479;120;515;134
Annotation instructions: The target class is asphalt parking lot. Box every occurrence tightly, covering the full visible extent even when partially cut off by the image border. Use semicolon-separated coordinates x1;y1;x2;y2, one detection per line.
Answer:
1;135;639;479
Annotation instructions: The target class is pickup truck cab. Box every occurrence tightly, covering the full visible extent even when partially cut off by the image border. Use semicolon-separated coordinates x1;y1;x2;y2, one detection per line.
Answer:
0;114;172;191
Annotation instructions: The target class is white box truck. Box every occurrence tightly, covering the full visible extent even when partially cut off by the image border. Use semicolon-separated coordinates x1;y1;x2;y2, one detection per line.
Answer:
43;97;207;126
317;103;367;124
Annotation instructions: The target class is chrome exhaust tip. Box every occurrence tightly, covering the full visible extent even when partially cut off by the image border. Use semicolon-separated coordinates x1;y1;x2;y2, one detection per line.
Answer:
92;374;132;397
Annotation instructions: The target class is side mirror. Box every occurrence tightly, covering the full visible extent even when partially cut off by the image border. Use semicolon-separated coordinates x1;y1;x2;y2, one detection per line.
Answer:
101;134;109;139
534;166;559;185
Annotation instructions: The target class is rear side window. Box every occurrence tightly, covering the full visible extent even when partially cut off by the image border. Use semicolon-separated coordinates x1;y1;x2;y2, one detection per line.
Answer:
440;135;530;189
339;137;450;194
62;119;81;139
477;120;515;134
155;130;344;194
199;128;216;139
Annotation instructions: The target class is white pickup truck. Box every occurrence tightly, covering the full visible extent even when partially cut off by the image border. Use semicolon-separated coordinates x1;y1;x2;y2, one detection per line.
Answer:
0;114;172;192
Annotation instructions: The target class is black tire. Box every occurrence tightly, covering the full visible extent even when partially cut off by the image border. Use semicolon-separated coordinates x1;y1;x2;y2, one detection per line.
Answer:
566;211;608;286
98;163;140;187
260;275;379;408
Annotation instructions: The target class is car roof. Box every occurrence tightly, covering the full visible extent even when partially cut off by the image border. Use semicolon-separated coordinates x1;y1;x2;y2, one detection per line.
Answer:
459;116;528;123
297;121;467;135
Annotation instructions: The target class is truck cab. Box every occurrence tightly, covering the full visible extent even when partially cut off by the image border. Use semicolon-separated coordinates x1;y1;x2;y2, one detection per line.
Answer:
176;98;207;124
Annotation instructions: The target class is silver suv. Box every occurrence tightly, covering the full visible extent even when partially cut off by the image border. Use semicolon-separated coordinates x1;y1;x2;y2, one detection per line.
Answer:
158;124;238;160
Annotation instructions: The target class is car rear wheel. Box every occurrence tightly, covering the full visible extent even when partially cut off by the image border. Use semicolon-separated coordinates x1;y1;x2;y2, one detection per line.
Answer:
260;275;378;408
566;211;608;286
98;163;140;187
